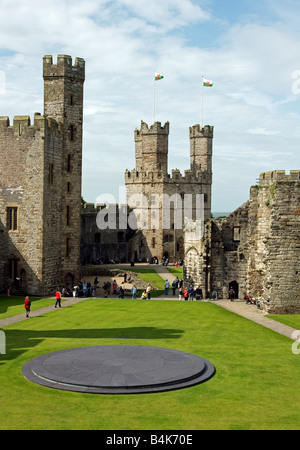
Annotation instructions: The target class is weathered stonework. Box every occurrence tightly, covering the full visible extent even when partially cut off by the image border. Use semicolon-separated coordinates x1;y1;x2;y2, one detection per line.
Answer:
184;170;300;313
125;121;213;262
80;203;135;264
0;55;85;295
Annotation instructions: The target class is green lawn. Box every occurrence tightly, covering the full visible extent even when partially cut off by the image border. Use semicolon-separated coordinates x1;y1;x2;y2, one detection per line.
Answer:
166;267;184;279
0;296;58;320
268;314;300;330
0;297;299;430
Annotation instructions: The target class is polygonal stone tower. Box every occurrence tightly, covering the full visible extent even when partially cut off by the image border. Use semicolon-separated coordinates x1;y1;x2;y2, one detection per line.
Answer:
125;121;213;263
43;55;85;288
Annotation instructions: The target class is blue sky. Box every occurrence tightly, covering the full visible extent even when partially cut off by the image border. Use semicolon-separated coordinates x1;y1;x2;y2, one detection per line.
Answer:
0;0;300;212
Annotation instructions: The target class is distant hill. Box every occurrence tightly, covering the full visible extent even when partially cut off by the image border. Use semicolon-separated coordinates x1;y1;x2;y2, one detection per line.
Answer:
212;212;230;218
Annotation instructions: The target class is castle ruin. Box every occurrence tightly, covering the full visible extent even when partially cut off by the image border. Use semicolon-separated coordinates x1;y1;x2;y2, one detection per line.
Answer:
0;54;299;313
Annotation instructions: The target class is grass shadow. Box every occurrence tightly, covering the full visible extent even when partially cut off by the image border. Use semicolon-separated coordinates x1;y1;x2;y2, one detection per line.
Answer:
1;326;184;363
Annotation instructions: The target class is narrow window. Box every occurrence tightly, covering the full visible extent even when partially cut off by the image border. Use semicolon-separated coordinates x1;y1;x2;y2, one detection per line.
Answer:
7;207;18;231
67;154;71;172
69;125;75;141
9;259;18;279
67;206;70;226
152;237;156;249
49;163;54;184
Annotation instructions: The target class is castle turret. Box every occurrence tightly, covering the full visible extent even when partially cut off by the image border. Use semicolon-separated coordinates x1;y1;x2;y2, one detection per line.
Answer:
43;55;85;287
134;121;169;173
189;125;213;176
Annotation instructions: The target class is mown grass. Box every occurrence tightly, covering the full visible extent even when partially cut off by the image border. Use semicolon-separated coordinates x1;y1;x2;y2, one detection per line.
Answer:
268;314;300;330
0;297;299;430
0;296;59;320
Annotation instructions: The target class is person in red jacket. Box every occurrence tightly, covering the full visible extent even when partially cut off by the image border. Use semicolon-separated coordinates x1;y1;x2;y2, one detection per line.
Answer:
24;296;31;318
55;290;61;308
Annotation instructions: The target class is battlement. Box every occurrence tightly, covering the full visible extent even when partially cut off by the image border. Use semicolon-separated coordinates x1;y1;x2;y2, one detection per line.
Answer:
82;203;130;215
0;113;62;134
259;170;300;186
134;121;170;139
43;55;85;81
189;124;214;139
125;168;209;184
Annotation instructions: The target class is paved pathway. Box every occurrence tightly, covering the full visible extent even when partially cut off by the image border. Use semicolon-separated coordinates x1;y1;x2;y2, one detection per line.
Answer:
0;297;87;328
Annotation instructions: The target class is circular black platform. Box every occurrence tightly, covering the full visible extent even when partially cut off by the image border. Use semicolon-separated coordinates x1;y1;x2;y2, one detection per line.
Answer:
22;345;215;394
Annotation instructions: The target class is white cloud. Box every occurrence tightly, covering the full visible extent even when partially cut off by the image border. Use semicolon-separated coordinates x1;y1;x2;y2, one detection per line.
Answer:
0;0;299;211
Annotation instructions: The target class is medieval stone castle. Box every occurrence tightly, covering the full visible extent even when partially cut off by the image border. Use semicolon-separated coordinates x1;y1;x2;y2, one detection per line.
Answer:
1;55;299;314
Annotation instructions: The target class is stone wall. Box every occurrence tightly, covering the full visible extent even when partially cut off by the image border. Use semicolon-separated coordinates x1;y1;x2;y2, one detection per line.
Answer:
184;170;300;313
81;203;135;264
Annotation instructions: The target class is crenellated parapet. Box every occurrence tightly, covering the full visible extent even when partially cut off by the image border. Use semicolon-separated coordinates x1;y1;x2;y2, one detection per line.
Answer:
43;54;85;81
82;203;131;215
134;121;170;138
0;113;62;136
189;124;214;139
259;170;300;186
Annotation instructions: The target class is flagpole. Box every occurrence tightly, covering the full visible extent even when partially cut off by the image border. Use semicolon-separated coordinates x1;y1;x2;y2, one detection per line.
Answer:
201;75;204;128
153;75;156;123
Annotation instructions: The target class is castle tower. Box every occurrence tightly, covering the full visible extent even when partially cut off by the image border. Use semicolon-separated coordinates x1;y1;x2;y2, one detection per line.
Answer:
43;55;85;287
125;121;214;263
190;125;213;175
189;124;213;219
134;121;169;173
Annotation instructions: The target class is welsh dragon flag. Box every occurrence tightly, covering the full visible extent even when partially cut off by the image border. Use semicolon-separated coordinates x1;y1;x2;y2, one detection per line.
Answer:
155;73;164;80
203;78;213;87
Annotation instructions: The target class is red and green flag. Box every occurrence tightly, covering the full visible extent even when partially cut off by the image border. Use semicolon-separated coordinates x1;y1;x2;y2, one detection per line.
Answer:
155;73;164;80
203;78;213;87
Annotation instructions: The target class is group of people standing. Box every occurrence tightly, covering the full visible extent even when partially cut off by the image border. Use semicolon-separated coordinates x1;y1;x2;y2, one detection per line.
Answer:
164;278;203;301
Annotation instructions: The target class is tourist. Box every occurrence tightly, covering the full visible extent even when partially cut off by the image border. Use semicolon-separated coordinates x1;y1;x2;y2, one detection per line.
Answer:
195;286;203;300
103;282;108;298
82;281;87;297
113;280;117;294
24;296;31;318
119;286;124;298
172;280;177;296
183;287;189;301
178;287;183;300
94;276;99;290
188;286;194;300
146;284;152;300
141;290;147;299
131;285;137;299
164;280;170;295
55;290;61;308
229;286;235;301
